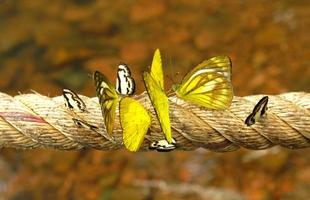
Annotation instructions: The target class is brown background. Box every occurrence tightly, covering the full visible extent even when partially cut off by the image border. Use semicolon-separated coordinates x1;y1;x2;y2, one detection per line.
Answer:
0;0;309;199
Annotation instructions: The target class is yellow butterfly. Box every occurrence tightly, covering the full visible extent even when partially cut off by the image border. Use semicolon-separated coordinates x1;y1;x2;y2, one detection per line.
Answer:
143;49;172;143
120;97;151;152
93;71;119;136
95;66;150;152
173;56;233;109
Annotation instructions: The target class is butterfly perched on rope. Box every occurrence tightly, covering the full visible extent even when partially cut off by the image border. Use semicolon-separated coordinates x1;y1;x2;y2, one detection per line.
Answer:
94;64;151;152
62;88;86;112
245;96;269;126
143;49;173;143
94;70;119;136
149;138;176;152
173;56;233;109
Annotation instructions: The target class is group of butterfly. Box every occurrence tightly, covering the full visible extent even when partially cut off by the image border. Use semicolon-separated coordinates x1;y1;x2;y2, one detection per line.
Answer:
62;49;269;152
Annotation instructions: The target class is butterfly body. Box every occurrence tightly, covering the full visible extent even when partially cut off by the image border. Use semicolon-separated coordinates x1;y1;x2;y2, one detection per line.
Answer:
245;96;269;126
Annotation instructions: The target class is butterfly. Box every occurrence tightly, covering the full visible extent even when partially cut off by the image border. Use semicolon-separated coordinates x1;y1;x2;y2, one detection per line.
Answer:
72;118;98;130
120;97;151;152
62;88;86;112
95;66;150;152
116;63;135;95
94;71;119;136
173;56;233;109
245;96;269;126
149;138;176;152
143;49;172;143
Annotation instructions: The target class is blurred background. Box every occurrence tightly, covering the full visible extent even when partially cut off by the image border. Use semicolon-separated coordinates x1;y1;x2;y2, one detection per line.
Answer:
0;0;309;199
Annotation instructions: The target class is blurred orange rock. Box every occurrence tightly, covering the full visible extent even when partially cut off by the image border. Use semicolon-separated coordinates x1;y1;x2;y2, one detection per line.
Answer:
120;41;149;63
194;29;217;50
30;73;60;96
45;47;94;67
130;1;166;23
63;6;94;22
85;57;119;73
255;24;287;47
166;27;191;44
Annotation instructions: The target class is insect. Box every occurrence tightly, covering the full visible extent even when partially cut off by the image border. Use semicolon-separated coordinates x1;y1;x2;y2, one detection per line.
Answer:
94;71;119;136
120;97;151;152
72;118;98;130
62;88;86;112
149;138;177;152
95;66;150;151
172;56;233;110
143;49;173;143
245;96;269;126
116;63;135;95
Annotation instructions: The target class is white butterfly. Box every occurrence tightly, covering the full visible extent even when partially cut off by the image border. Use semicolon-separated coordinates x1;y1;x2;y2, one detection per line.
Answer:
149;138;177;152
63;88;86;112
245;96;269;126
116;63;135;95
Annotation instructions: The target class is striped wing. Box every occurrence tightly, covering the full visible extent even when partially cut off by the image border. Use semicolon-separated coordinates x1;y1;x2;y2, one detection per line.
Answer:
94;71;118;136
175;56;233;109
120;97;151;152
245;96;269;126
183;56;232;82
176;72;233;109
116;63;135;95
62;88;86;112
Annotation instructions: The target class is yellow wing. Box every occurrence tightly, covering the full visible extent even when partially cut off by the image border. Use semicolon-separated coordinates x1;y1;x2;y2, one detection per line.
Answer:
150;48;164;89
120;97;151;152
93;71;118;136
143;72;172;143
183;56;232;82
174;56;233;109
143;49;172;143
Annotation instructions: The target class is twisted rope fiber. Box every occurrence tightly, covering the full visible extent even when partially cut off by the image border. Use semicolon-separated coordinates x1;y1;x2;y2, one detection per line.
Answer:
0;92;309;152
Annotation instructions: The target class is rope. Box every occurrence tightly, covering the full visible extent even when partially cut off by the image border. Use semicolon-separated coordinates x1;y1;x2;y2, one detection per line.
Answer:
0;91;309;152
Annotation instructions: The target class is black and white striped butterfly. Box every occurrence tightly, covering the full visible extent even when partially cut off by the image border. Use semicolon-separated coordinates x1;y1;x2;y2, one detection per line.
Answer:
245;96;269;126
63;88;86;112
149;138;177;152
116;63;135;95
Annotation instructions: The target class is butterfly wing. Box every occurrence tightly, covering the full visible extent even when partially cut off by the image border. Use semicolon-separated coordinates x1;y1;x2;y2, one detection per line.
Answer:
143;72;172;143
62;88;86;112
120;97;151;152
176;72;233;109
116;63;135;95
183;56;232;82
94;71;118;136
175;56;233;109
245;96;269;126
150;49;164;89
